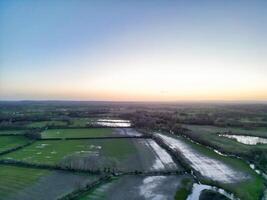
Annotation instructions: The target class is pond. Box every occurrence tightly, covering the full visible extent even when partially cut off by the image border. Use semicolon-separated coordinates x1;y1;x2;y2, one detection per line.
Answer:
219;134;267;145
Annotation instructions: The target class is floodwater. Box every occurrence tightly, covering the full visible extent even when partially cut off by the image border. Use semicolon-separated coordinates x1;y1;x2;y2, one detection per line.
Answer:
156;133;248;183
140;139;177;171
219;134;267;145
95;119;131;127
187;183;239;200
115;128;143;136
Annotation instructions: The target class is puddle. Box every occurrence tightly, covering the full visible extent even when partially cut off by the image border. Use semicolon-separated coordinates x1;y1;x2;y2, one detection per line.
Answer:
139;176;167;199
187;183;239;200
219;134;267;145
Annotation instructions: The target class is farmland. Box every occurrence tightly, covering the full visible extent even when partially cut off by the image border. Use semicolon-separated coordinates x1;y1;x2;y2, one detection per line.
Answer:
182;124;267;173
1;138;180;172
0;165;99;200
78;175;190;200
155;133;264;199
0;101;266;200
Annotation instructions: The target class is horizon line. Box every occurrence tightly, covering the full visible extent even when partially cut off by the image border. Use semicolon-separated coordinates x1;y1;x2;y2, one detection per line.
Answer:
1;99;267;104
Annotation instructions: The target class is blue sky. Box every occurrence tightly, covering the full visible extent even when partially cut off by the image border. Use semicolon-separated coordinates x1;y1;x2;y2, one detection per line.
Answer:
1;0;267;101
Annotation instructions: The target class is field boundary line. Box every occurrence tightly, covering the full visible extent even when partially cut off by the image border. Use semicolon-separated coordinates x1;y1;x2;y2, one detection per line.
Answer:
0;140;35;156
39;135;151;140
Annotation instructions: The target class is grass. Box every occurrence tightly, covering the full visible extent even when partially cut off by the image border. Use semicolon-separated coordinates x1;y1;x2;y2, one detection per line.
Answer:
1;139;136;166
27;121;67;128
178;135;265;200
0;135;31;153
0;165;49;198
175;178;194;200
41;128;113;139
0;130;27;135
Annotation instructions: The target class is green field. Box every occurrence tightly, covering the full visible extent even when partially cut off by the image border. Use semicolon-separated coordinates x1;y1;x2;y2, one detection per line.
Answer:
0;165;49;198
41;128;113;139
0;130;27;135
0;136;31;153
1;139;137;170
27;121;67;128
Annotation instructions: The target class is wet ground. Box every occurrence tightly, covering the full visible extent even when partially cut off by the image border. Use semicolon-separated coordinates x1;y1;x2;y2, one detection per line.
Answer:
156;133;249;183
95;119;131;127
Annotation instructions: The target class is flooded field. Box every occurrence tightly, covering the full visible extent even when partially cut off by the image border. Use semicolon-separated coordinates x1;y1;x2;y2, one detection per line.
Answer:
219;134;267;145
156;133;248;183
95;119;131;128
79;175;187;200
138;139;178;171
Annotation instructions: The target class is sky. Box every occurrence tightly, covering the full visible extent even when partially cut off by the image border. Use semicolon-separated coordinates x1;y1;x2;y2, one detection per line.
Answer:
0;0;267;101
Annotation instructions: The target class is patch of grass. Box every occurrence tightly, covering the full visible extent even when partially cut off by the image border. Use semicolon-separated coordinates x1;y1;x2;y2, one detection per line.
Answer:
175;178;194;200
41;128;113;139
0;165;49;198
0;135;31;153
